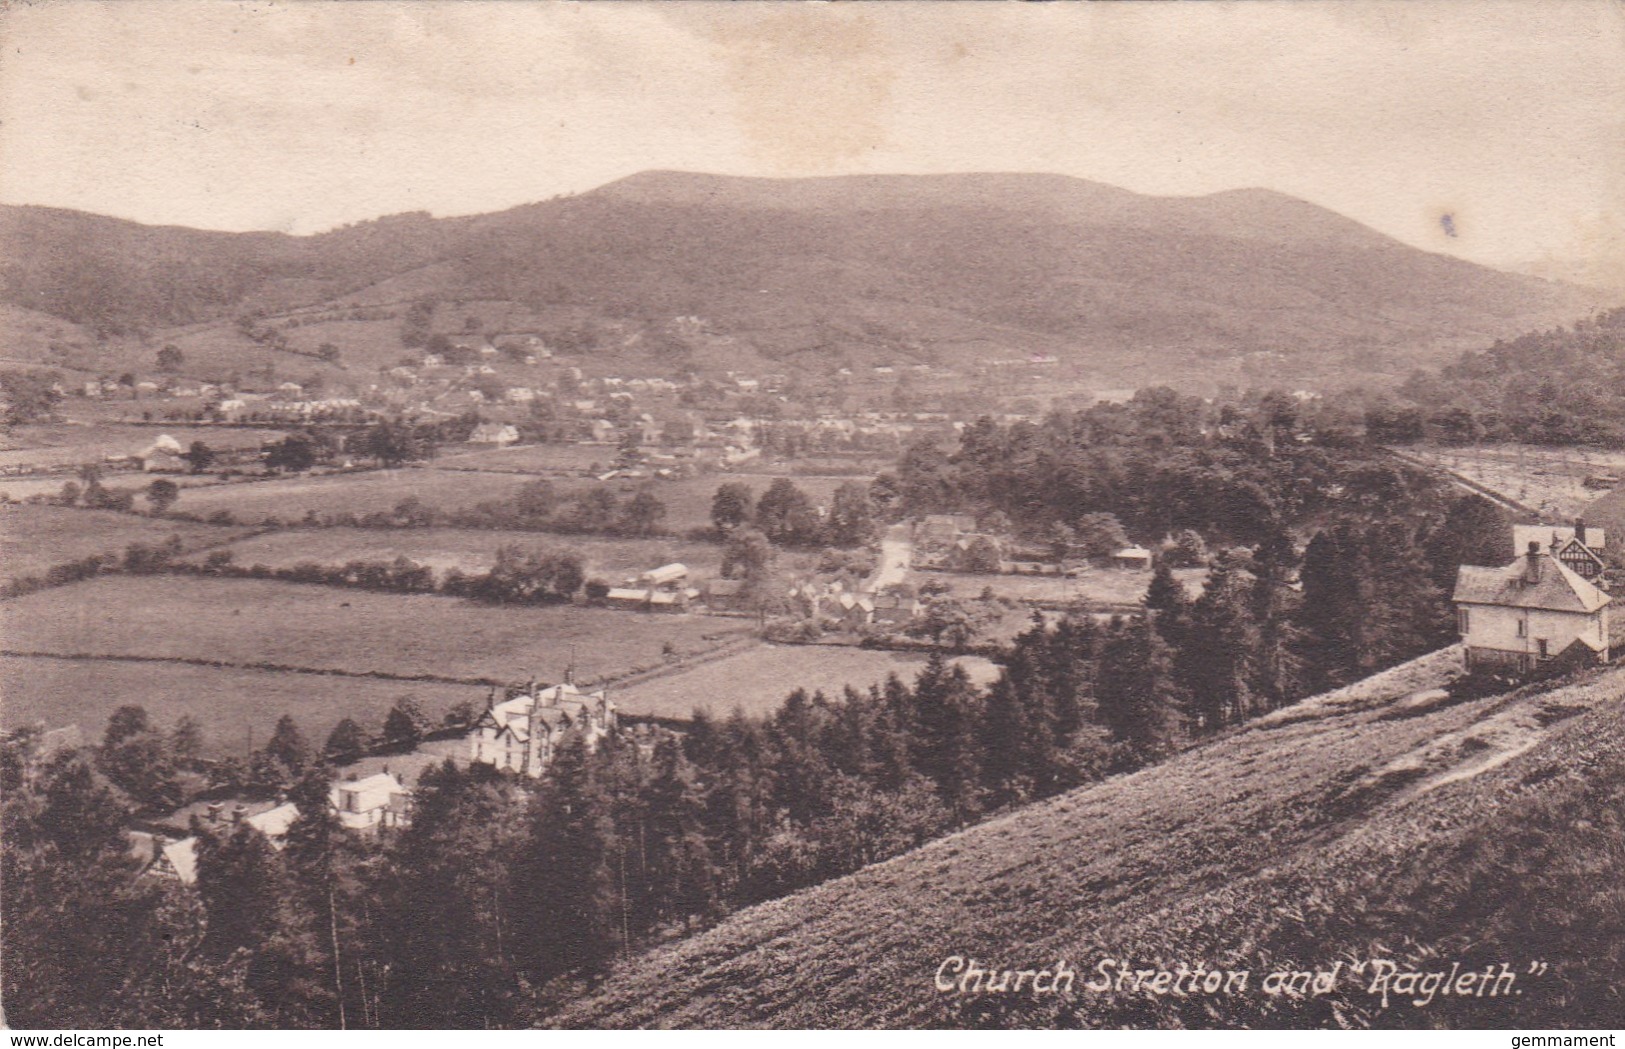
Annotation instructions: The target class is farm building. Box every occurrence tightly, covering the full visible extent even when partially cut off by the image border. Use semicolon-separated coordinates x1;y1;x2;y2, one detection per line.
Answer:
1112;546;1153;571
138;434;188;473
871;591;922;625
638;563;689;588
703;577;746;611
468;422;520;446
915;514;978;544
600;586;689;612
1453;543;1613;675
605;586;652;611
835;592;876;629
467;681;616;778
329;772;412;832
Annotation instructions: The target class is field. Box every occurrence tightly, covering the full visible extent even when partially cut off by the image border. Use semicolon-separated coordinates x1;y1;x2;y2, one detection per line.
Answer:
914;566;1209;607
164;467;539;523
429;443;617;475
0;422;285;471
557;648;1625;1028
0;655;477;763
612;644;1001;721
205;527;727;582
0;506;252;584
1399;444;1625;520
0;576;753;686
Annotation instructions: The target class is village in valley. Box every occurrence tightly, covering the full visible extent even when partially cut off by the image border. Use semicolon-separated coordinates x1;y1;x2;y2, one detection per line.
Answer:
9;292;1625;969
7;248;1625;1030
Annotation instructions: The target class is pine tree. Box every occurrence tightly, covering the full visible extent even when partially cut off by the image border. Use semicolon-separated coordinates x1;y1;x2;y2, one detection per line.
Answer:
377;760;518;1027
907;654;982;824
641;737;717;929
1094;616;1184;766
1248;519;1303;710
1176;561;1258;730
193;817;323;1024
1;749;172;1027
1145;562;1190;617
977;672;1032;809
512;734;619;983
266;714;310;776
1295;523;1377;692
323;718;367;763
1423;493;1512;590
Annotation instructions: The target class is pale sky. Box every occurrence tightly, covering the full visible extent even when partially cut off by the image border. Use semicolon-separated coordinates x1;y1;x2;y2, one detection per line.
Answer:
2;0;1622;286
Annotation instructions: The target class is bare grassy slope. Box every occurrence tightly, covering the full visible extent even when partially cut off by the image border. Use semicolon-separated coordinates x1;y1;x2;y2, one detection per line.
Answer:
556;648;1625;1028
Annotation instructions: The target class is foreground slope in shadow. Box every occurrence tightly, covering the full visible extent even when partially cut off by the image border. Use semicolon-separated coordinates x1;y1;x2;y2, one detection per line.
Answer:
554;646;1625;1028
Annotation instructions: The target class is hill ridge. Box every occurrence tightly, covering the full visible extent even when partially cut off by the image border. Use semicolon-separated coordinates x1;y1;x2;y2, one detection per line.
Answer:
1;171;1603;388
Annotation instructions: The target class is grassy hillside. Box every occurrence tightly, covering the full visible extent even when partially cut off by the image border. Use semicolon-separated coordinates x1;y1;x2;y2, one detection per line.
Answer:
2;172;1600;390
554;649;1625;1028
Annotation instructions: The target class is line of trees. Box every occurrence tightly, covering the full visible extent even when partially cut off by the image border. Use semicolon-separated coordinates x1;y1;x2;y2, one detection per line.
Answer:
711;477;877;548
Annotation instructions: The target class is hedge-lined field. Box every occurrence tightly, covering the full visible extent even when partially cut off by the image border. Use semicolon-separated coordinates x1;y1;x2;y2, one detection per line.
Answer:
0;575;753;686
0;654;475;763
0;506;252;585
167;468;537;523
204;527;726;582
611;644;1001;721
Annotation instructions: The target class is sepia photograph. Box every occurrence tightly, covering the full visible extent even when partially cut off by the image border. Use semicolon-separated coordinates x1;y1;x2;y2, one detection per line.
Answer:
1;0;1622;1032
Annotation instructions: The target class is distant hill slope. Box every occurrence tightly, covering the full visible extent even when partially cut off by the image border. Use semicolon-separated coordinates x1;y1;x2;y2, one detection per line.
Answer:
554;649;1625;1029
0;172;1601;387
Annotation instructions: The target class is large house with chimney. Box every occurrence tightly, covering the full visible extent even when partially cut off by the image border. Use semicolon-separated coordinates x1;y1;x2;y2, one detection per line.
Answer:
1511;520;1608;585
467;680;616;777
1453;542;1613;675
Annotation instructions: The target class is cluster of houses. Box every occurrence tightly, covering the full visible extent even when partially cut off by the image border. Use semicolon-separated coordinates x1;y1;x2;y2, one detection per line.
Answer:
911;514;1152;575
131;677;619;887
785;577;922;629
132;772;412;885
1452;521;1617;675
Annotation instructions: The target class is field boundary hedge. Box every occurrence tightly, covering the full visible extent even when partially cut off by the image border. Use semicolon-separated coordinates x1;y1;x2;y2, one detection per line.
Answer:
0;648;506;689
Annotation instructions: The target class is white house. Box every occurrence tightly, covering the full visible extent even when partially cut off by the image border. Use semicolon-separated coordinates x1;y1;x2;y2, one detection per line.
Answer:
1453;543;1613;674
467;681;616;778
329;772;412;832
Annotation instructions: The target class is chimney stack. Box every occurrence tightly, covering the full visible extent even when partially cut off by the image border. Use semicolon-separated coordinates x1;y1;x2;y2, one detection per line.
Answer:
1525;541;1542;584
1576;518;1588;547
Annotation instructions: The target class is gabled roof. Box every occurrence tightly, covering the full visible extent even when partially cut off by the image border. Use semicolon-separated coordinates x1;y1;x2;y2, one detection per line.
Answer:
1555;536;1607;567
247;802;301;838
1513;524;1606;554
1454;552;1610;614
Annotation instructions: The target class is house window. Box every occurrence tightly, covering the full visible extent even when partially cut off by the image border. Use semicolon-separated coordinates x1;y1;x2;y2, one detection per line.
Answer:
1516;619;1528;638
1457;608;1471;635
1537;638;1549;660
